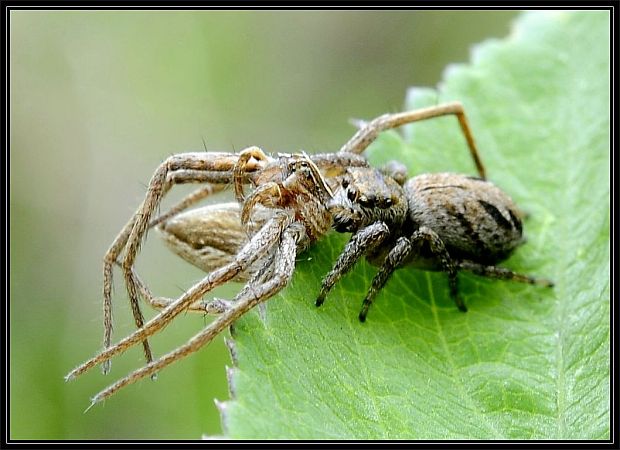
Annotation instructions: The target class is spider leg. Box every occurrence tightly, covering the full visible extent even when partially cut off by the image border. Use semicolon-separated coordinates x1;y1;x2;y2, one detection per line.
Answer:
103;215;138;373
240;182;281;225
339;102;486;180
68;211;293;381
131;229;277;315
311;152;370;178
127;265;208;313
103;169;206;372
359;226;462;321
101;151;269;373
86;220;303;407
225;246;278;321
233;147;270;201
149;184;226;228
315;221;390;307
358;236;412;322
458;260;554;287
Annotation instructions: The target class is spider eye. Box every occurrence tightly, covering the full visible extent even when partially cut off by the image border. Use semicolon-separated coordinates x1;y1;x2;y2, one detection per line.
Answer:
384;198;393;207
358;194;374;207
347;189;357;202
341;179;349;188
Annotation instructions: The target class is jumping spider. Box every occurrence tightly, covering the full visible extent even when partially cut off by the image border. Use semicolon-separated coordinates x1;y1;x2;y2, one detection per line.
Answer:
66;102;552;406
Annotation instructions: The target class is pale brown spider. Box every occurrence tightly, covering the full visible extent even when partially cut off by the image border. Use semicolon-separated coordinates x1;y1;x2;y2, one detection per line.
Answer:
66;102;491;407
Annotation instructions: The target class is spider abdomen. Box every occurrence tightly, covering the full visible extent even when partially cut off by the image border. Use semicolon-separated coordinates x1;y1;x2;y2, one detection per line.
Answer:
405;172;524;265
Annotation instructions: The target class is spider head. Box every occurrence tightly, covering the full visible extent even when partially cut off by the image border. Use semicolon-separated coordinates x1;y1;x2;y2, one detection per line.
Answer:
330;167;407;233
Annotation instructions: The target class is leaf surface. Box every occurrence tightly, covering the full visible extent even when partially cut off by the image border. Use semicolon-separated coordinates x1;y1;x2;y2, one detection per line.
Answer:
220;11;610;439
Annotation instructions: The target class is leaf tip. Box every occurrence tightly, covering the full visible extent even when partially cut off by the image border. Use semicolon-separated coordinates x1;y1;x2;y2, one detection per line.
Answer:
214;398;231;437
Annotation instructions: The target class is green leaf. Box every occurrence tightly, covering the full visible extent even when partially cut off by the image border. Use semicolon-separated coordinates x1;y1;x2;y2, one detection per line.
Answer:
219;11;610;439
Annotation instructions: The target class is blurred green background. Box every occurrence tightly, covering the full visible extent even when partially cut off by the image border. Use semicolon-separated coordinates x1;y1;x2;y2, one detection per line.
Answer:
10;10;520;439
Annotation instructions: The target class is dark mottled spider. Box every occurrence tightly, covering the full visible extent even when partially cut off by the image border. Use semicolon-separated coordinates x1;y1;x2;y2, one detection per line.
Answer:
316;169;554;322
66;102;551;406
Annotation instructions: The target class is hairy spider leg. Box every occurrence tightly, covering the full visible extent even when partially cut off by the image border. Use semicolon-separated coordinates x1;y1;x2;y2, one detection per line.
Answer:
86;218;304;408
358;229;556;321
358;226;462;322
315;222;390;307
68;211;294;382
101;150;268;373
148;184;226;228
134;206;280;315
233;147;271;201
121;265;207;313
458;260;555;287
339;101;486;180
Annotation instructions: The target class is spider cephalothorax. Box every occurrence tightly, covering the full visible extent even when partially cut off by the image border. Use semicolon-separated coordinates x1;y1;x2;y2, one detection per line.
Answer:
330;166;408;233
